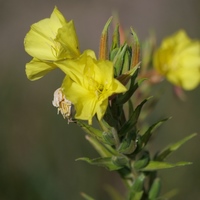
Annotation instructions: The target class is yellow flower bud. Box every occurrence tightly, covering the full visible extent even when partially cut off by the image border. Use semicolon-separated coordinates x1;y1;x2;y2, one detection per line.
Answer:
153;30;200;90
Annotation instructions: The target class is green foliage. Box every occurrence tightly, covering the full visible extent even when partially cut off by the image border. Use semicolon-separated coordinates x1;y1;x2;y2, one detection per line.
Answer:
75;19;197;200
140;161;192;171
155;133;197;161
128;174;145;200
148;178;161;200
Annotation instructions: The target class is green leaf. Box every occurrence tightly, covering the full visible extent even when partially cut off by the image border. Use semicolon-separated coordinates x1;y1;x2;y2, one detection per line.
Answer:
122;46;132;74
85;135;114;157
110;48;119;62
140;161;192;171
81;192;95;200
128;174;145;200
134;151;150;170
113;44;128;76
76;120;105;143
111;24;120;50
156;133;197;161
76;157;124;171
128;99;134;120
116;68;139;105
148;178;161;200
119;97;151;136
140;118;170;149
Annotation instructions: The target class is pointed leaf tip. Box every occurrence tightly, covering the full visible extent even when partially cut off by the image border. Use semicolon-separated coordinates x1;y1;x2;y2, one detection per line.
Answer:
99;16;113;59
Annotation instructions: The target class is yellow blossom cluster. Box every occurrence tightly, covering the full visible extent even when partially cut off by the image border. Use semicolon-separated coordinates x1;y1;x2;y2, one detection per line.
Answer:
24;7;127;124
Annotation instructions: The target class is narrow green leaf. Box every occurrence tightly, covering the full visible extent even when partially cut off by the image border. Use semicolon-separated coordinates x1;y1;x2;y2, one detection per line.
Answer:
113;44;128;76
76;120;105;143
140;161;192;171
119;97;151;136
128;174;145;200
110;48;119;62
111;24;120;50
76;157;124;171
128;99;134;120
81;192;95;200
122;46;132;74
140;118;170;149
85;135;114;157
116;68;139;105
156;133;197;161
148;178;161;200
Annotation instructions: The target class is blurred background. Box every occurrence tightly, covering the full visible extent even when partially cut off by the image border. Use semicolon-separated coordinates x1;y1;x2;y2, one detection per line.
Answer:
1;0;200;199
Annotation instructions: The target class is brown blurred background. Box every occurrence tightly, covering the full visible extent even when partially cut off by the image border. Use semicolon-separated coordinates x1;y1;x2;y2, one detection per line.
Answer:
0;0;200;199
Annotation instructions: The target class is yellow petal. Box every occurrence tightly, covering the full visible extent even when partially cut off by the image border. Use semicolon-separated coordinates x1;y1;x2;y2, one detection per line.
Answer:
167;67;200;90
55;21;80;58
55;49;96;78
62;76;97;122
24;7;80;61
24;7;66;60
26;58;56;81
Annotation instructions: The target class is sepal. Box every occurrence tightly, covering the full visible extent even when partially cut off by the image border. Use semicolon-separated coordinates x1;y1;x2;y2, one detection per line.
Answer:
99;17;113;59
130;27;140;68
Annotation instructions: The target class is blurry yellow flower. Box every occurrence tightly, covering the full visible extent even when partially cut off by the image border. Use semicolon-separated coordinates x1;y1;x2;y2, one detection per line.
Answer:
153;30;200;90
24;7;80;80
56;51;127;124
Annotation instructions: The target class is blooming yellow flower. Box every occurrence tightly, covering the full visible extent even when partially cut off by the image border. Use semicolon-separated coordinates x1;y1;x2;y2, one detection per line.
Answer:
55;51;127;124
153;30;200;90
24;7;80;80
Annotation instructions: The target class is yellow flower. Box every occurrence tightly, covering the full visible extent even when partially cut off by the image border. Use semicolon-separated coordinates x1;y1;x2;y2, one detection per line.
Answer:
153;30;200;90
55;51;127;124
24;7;80;80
